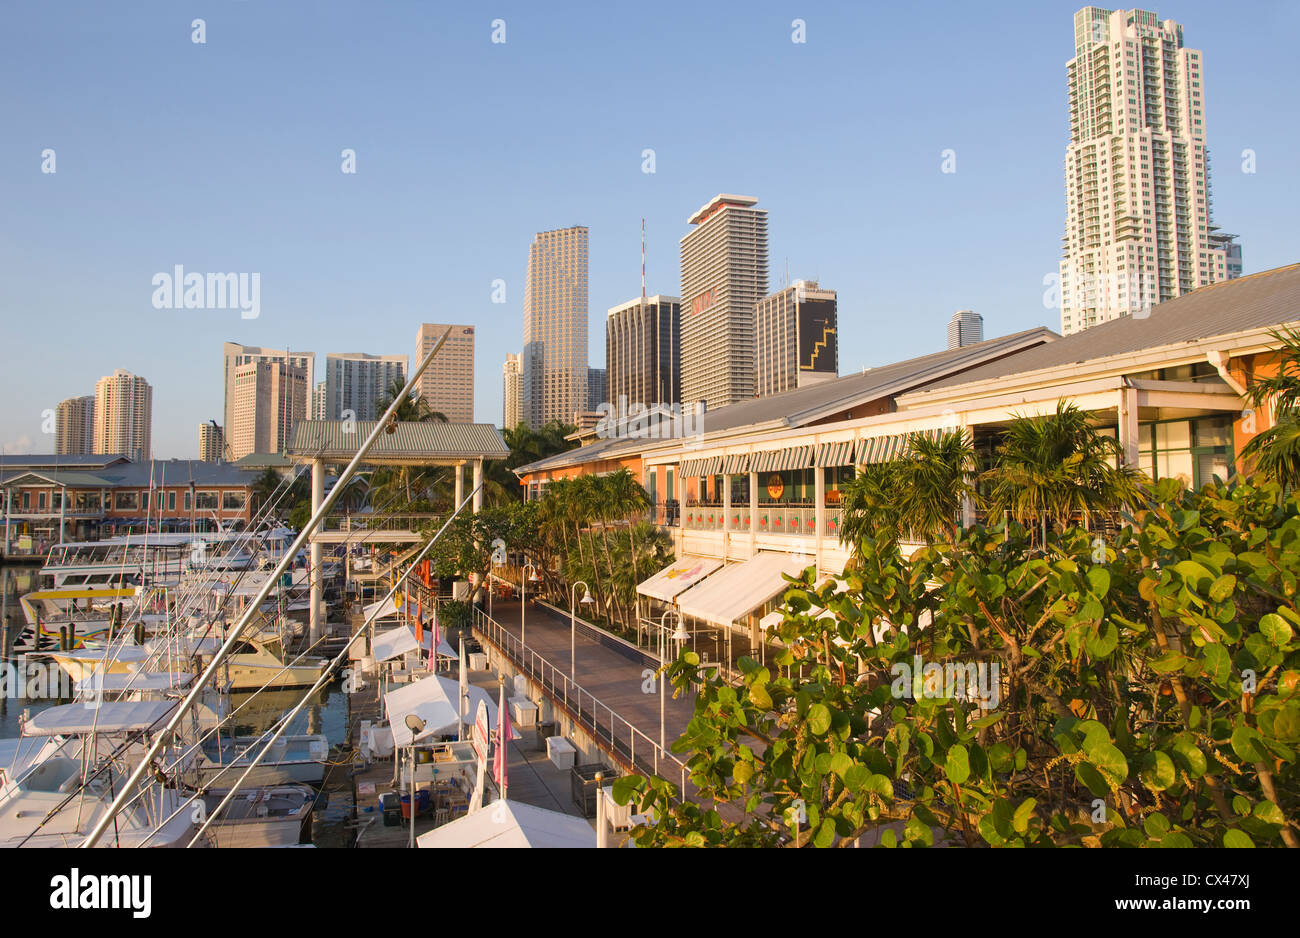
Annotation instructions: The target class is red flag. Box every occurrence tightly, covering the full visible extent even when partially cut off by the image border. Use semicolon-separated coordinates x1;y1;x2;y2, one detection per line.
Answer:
414;597;424;646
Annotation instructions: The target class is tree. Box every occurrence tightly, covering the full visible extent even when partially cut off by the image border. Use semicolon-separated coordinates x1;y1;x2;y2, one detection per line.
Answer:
377;379;448;424
981;401;1145;545
1241;326;1300;489
616;476;1300;848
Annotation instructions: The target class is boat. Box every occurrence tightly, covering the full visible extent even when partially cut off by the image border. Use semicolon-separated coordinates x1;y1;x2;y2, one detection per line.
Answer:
191;733;329;787
213;634;332;691
200;784;315;847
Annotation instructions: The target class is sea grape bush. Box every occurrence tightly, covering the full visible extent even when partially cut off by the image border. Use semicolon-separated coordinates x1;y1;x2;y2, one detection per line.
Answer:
613;477;1300;847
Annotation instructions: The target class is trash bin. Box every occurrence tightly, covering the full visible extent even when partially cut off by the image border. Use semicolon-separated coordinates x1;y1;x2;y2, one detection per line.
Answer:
570;763;617;818
400;789;431;819
535;721;557;751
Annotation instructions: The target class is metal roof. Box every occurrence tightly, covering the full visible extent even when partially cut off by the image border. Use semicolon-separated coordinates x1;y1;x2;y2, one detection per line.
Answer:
288;420;509;464
515;326;1056;475
918;263;1300;393
0;470;117;487
0;454;130;471
102;460;257;487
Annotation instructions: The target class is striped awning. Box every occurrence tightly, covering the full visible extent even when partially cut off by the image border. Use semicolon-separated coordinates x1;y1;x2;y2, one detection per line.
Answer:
680;456;722;477
722;453;751;475
814;441;855;467
752;446;813;474
855;428;953;464
856;434;907;465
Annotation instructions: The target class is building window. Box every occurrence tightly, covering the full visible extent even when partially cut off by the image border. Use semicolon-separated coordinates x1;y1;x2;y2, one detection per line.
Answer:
195;491;219;511
222;492;246;511
114;491;139;511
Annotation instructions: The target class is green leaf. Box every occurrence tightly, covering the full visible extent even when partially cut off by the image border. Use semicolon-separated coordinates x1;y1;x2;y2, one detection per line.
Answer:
1012;798;1037;834
1223;829;1255;848
1138;751;1176;792
1230;725;1269;763
1086;567;1111;597
1084;738;1128;787
945;744;970;785
748;682;773;711
732;761;753;785
1086;620;1119;658
807;703;832;736
1200;643;1232;686
1172;737;1207;777
610;775;643;805
1208;574;1237;603
1173;560;1213;584
1259;613;1294;647
828;752;854;780
813;818;836;848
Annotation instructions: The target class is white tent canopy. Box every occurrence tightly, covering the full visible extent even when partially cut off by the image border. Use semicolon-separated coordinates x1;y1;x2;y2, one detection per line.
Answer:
384;675;500;747
677;552;812;628
636;556;723;603
416;799;596;849
363;596;402;621
372;625;455;663
22;701;177;737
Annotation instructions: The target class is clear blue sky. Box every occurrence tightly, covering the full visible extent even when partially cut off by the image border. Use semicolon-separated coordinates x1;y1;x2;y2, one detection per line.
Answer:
2;0;1296;458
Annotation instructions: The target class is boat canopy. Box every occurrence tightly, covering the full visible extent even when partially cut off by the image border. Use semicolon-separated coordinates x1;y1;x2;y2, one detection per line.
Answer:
383;676;505;747
22;700;176;736
677;552;813;628
635;556;723;603
82;672;194;693
372;625;454;663
416;799;596;849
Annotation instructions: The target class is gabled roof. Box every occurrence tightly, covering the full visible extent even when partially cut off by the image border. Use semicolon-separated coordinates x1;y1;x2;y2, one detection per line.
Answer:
0;470;116;488
0;454;130;472
916;263;1300;394
102;460;257;487
515;326;1057;475
288;420;509;464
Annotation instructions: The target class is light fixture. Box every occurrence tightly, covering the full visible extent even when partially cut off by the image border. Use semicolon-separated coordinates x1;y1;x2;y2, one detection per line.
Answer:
528;571;540;582
672;622;690;642
580;589;594;604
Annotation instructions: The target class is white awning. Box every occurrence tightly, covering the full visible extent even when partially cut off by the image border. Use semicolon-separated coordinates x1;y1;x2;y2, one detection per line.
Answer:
636;556;723;603
677;553;813;628
363;596;401;620
384;675;506;747
22;700;176;736
372;625;455;663
416;799;595;849
81;672;194;693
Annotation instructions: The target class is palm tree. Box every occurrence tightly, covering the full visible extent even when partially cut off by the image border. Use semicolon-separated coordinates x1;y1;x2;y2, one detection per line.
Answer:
981;400;1145;545
1241;326;1300;489
377;379;447;424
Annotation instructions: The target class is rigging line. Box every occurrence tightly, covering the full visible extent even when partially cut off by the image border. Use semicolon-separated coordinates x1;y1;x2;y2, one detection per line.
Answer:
183;478;483;847
80;325;454;847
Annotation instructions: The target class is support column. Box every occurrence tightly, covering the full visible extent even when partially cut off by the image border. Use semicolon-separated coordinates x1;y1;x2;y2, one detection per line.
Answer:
960;423;976;531
748;470;758;555
1118;383;1140;468
722;470;732;559
814;464;826;573
454;463;464;508
472;459;483;514
309;457;324;645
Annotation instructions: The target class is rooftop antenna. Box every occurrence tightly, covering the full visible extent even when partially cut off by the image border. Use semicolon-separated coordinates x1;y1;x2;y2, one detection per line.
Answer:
641;218;646;301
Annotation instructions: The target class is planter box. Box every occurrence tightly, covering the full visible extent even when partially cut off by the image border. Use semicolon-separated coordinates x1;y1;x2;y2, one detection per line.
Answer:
546;736;576;771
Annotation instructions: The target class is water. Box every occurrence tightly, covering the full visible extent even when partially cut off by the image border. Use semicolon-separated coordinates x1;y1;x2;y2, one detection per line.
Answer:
2;566;355;845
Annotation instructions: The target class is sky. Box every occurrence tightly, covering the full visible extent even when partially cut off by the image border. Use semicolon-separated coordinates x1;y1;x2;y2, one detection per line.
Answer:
2;0;1297;459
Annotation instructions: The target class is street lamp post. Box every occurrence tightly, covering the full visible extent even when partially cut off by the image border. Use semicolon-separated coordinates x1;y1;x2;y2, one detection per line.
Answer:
659;610;689;750
569;580;594;681
521;561;539;651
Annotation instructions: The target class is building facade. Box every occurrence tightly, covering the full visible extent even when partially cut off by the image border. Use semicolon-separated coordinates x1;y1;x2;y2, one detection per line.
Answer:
415;324;475;423
503;353;522;429
222;344;314;443
947;309;984;350
586;367;607;413
523;226;589;428
56;396;95;456
1060;7;1230;335
229;361;307;459
93;370;152;462
680;195;769;409
198;422;225;462
606;295;682;410
755;281;838;397
324;352;408;422
312;382;327;421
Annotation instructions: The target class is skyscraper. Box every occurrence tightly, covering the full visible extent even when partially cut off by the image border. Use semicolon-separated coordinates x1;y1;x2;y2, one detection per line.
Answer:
502;353;522;429
606;295;681;409
586;367;607;412
93;370;152;461
522;226;589;428
55;396;95;455
198;422;225;462
312;382;326;421
679;195;768;408
324;352;408;421
755;281;838;397
229;360;306;459
414;324;475;423
1060;7;1230;335
223;343;314;442
947;309;984;350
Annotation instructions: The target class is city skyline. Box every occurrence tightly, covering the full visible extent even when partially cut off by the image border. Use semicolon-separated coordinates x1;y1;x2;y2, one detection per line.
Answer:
2;1;1296;458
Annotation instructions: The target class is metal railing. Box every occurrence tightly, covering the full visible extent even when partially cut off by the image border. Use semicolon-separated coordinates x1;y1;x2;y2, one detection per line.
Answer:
471;606;690;801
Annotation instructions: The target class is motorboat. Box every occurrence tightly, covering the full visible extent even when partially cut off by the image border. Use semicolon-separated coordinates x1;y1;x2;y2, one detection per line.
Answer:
199;784;315;848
